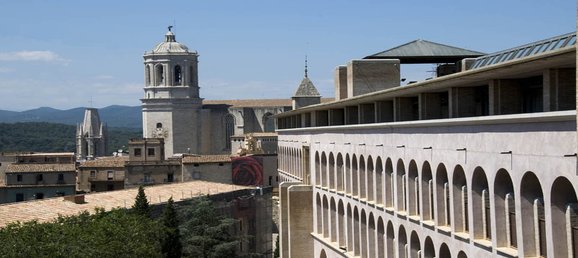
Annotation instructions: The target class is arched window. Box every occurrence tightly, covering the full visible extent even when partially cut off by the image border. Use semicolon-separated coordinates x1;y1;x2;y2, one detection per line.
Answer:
156;123;162;129
155;65;164;85
223;114;235;150
174;65;182;85
263;113;275;132
145;65;151;86
189;66;194;84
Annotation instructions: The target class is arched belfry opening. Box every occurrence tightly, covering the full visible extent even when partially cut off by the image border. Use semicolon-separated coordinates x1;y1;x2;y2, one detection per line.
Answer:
174;65;182;85
155;65;164;86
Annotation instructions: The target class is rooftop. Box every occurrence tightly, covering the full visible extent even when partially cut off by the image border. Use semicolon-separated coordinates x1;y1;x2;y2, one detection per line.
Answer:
203;98;333;108
79;156;128;168
0;181;250;227
293;77;321;97
364;39;485;63
6;163;76;173
182;155;232;164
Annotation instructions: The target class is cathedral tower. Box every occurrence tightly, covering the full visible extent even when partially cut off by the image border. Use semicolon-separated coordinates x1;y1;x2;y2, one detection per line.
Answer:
142;27;202;158
76;108;107;160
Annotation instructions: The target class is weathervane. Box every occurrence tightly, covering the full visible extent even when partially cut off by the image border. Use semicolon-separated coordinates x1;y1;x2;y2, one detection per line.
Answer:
168;25;173;32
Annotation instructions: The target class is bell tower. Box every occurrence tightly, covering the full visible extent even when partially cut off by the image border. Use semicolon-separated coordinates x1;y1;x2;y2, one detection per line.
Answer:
141;27;202;158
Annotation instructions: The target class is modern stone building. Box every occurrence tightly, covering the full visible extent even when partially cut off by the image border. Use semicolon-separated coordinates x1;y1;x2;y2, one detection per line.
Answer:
76;108;108;160
276;31;577;258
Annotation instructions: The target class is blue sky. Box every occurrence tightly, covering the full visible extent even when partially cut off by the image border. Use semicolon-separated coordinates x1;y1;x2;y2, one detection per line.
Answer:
0;0;575;110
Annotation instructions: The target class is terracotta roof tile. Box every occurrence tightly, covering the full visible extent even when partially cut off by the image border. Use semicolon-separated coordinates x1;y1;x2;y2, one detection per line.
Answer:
80;157;128;168
0;181;251;227
182;155;232;164
6;164;76;173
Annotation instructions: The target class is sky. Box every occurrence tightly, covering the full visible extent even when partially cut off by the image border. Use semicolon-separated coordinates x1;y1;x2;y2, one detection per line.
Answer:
0;0;575;111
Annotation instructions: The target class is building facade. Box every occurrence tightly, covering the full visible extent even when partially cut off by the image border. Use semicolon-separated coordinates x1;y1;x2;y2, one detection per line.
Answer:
277;32;578;258
0;153;76;203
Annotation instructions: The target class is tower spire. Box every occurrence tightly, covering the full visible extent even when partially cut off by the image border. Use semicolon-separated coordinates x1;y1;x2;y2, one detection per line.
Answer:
304;55;308;78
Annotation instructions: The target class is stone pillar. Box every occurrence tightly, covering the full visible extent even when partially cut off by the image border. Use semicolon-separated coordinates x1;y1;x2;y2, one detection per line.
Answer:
334;65;348;100
279;182;301;258
347;59;400;97
287;185;313;258
544;68;576;111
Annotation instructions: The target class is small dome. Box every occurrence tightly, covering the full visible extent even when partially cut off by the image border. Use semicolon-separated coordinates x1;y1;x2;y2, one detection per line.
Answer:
150;29;193;54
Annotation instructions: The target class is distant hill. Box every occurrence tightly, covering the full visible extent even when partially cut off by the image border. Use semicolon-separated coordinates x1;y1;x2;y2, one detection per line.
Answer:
0;122;141;153
0;105;142;128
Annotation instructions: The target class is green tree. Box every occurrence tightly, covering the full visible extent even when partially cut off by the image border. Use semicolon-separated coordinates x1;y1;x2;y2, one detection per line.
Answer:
0;208;163;258
133;185;150;217
181;196;240;258
161;197;182;258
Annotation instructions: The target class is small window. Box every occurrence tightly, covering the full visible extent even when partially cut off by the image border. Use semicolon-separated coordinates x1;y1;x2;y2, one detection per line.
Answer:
194;163;199;167
144;174;151;183
148;148;155;156
58;173;64;181
218;163;224;166
16;174;22;182
15;193;24;202
35;193;44;199
107;171;114;180
156;123;162;129
134;148;142;157
90;171;96;178
167;173;174;182
36;174;43;182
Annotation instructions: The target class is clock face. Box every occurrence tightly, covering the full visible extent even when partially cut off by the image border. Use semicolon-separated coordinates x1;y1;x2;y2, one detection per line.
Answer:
153;127;168;138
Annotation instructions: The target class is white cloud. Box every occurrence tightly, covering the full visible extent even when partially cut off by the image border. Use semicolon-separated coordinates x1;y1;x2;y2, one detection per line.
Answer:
0;51;67;63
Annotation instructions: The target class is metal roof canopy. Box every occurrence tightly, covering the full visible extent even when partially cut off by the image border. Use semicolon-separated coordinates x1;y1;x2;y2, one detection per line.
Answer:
364;39;485;64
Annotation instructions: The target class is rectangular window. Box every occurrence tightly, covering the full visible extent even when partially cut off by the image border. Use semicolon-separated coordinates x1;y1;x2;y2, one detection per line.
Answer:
134;148;142;157
147;148;155;156
15;193;24;202
167;173;174;182
90;170;96;178
58;173;64;181
144;174;151;183
36;174;43;182
35;193;44;199
107;171;114;180
16;174;22;182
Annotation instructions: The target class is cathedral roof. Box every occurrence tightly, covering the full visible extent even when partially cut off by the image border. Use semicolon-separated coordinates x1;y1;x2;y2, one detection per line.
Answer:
202;98;333;108
293;77;320;97
203;99;292;108
149;28;193;54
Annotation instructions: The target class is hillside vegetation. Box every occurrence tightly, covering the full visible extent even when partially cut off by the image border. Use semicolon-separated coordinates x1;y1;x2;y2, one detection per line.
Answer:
0;122;141;153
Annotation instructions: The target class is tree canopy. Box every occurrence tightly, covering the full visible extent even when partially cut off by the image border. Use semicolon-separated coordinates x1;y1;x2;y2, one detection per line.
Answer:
0;208;163;258
181;196;240;258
